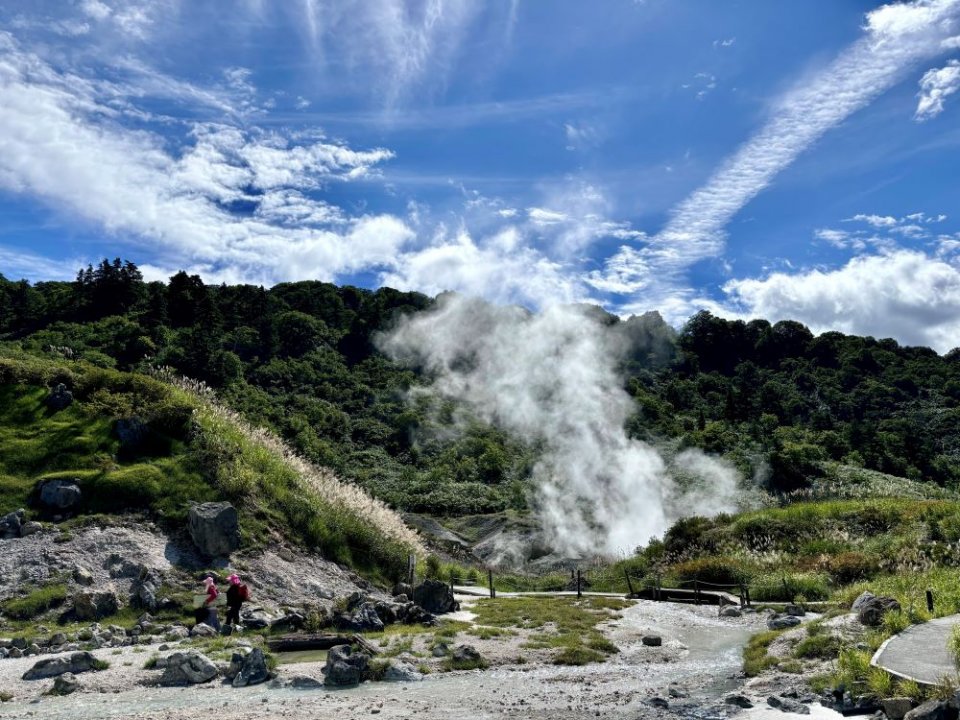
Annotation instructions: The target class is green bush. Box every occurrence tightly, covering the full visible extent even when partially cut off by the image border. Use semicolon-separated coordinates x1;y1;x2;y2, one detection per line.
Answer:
750;572;830;602
670;556;747;586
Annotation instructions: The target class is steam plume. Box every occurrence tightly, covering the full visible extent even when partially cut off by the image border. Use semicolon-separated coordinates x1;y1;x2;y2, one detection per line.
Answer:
380;294;739;557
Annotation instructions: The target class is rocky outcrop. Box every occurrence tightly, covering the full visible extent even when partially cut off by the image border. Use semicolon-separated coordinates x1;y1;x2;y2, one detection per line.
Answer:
767;695;810;714
883;698;916;720
334;601;384;632
73;590;120;621
157;651;219;686
37;479;82;513
719;605;742;618
323;644;369;686
412;579;458;615
46;384;73;411
451;644;483;668
188;502;240;557
382;661;423;682
903;699;950;720
22;652;100;680
131;568;162;611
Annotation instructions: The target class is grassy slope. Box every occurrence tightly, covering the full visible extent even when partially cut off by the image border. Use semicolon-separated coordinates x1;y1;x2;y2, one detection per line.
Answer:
0;350;422;584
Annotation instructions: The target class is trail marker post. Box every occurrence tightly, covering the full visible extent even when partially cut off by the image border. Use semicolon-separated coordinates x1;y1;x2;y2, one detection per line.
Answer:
927;589;934;613
576;569;582;599
624;570;635;597
488;568;495;599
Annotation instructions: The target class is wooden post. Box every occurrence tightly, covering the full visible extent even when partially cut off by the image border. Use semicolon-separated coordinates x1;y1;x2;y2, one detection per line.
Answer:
927;589;934;613
449;567;455;595
407;554;416;586
624;570;635;597
576;569;582;599
781;577;790;601
694;579;701;605
744;585;751;608
488;568;495;599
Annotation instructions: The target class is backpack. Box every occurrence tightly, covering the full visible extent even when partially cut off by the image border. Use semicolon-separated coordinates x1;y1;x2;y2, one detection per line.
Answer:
238;583;250;601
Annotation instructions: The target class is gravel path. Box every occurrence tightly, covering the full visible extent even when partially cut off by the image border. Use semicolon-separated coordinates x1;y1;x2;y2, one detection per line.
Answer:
872;613;960;685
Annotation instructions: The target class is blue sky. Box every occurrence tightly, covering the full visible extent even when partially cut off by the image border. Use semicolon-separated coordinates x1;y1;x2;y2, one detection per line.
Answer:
2;1;960;349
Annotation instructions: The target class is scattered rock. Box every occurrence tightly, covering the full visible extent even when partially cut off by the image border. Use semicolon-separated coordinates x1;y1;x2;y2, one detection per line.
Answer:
647;697;669;709
20;521;42;537
323;644;369;687
188;502;241;557
37;479;82;512
22;652;100;680
335;602;384;633
73;590;120;621
641;635;662;647
451;645;483;667
115;417;147;451
72;566;94;586
858;595;902;627
768;696;810;714
232;648;270;688
883;697;915;720
767;614;802;630
904;699;949;720
51;672;80;696
432;643;448;657
785;604;806;616
131;568;162;612
719;605;742;618
157;651;219;686
0;509;24;539
668;685;689;698
412;579;458;615
46;384;73;411
391;583;413;598
725;694;754;709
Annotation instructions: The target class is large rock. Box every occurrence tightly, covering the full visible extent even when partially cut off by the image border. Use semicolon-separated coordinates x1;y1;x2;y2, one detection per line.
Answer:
0;509;24;539
188;502;240;557
904;699;950;720
719;605;742;618
382;661;423;682
115;417;147;451
131;568;162;612
232;648;269;688
157;651;219;686
22;652;99;680
323;644;369;687
767;696;810;714
73;590;120;621
412;579;458;615
450;644;484;668
47;384;73;411
851;591;876;611
857;595;901;627
37;479;82;512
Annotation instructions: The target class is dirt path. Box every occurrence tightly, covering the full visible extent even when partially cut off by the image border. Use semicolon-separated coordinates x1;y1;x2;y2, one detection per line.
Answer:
872;613;960;684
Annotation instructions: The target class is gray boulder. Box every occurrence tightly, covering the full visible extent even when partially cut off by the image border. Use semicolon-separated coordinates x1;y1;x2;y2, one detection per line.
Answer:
73;590;120;621
188;502;240;557
288;675;324;689
883;697;915;720
382;661;423;682
51;672;80;695
641;635;662;647
725;694;754;709
391;583;413;598
115;417;147;451
767;614;802;630
323;644;369;687
0;509;24;539
47;384;73;411
768;696;810;714
37;479;82;512
22;652;100;680
189;623;216;638
157;651;219;686
20;521;42;537
904;699;949;720
858;595;901;627
719;605;742;618
72;566;94;586
851;591;876;611
232;648;269;688
131;568;162;612
784;604;806;616
412;579;458;615
450;644;483;668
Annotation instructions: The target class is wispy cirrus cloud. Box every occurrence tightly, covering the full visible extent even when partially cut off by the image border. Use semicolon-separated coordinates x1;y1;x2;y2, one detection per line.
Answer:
595;0;960;318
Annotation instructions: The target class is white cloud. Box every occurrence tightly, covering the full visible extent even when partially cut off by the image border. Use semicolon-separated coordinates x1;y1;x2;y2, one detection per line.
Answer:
723;249;960;352
563;121;601;151
593;0;960;304
846;213;899;227
915;58;960;120
714;37;736;48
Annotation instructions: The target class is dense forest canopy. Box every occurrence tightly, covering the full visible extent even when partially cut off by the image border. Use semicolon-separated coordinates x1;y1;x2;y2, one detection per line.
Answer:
3;259;960;515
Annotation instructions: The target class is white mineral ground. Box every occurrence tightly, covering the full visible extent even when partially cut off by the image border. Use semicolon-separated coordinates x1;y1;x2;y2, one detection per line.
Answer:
0;595;842;720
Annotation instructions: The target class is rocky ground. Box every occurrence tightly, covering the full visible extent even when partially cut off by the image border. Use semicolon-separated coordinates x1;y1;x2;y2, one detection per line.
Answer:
0;593;846;720
0;519;378;612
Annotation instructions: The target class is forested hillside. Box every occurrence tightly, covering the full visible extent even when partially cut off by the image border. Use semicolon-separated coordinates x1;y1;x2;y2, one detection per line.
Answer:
3;259;960;516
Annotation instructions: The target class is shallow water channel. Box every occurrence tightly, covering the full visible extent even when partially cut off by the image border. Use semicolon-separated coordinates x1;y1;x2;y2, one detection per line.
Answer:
7;600;760;720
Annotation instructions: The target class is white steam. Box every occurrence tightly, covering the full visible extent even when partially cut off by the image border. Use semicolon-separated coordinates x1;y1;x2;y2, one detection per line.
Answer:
380;294;740;557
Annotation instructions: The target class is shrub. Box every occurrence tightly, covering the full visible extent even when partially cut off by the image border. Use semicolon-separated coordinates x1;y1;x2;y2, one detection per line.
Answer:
793;634;842;660
553;647;604;666
1;583;68;619
670;557;747;586
825;552;881;585
750;573;830;602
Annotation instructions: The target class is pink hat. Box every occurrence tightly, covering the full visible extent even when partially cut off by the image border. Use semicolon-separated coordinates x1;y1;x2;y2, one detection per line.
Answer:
203;576;215;587
227;574;240;585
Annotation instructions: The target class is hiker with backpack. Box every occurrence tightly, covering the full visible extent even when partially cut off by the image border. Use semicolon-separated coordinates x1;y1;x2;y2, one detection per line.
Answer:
200;575;222;631
225;573;249;627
